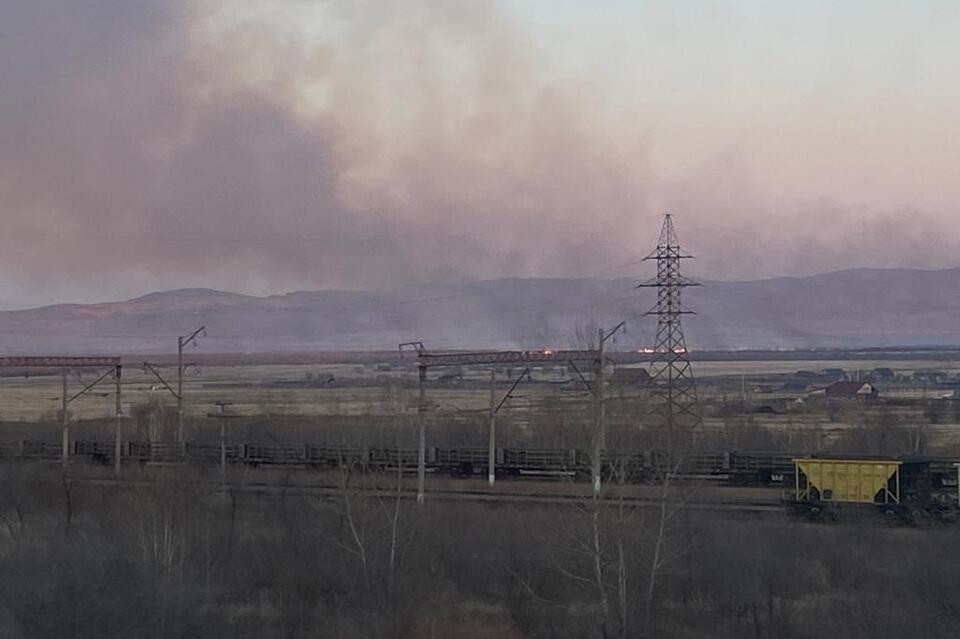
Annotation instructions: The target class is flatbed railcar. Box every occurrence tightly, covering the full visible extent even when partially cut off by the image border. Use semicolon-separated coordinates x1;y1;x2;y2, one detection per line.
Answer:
368;446;421;471
433;447;490;476
500;448;580;478
599;450;647;482
243;444;308;466
306;444;368;467
728;451;795;485
127;441;185;464
0;440;809;485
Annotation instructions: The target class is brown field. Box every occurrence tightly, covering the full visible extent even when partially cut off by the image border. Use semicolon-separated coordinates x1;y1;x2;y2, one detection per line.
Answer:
2;354;960;454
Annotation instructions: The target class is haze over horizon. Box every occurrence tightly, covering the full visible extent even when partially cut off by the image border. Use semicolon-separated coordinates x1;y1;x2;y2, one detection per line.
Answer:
7;265;960;314
2;1;958;310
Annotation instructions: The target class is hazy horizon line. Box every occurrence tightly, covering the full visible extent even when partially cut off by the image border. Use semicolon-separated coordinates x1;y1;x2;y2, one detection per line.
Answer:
4;264;959;313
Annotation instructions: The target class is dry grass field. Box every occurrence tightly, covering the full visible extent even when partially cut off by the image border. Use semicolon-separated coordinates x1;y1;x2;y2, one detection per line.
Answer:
3;354;960;639
2;354;960;453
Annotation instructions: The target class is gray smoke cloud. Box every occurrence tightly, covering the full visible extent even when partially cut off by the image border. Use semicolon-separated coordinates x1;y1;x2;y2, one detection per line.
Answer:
0;0;957;309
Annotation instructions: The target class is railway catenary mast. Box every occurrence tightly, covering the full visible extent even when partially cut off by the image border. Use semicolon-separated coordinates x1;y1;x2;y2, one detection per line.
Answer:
637;214;702;452
143;326;205;445
0;357;123;472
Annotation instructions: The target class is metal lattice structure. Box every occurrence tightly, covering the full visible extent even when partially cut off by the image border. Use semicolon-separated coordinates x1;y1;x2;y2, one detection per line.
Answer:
637;214;701;450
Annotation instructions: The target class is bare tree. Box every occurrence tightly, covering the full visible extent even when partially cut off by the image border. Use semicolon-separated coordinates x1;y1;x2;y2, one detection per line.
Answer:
0;469;26;542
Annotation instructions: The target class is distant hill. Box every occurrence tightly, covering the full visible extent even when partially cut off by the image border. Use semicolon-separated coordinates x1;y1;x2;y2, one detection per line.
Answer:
1;268;960;354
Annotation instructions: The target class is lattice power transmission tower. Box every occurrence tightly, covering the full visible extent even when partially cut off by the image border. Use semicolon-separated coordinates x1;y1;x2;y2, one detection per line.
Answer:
637;214;702;451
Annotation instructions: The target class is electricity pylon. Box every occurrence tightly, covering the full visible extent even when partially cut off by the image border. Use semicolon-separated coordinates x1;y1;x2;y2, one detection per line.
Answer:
637;214;701;452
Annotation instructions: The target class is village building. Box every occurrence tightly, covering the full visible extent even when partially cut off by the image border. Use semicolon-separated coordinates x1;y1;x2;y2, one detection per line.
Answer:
824;380;879;401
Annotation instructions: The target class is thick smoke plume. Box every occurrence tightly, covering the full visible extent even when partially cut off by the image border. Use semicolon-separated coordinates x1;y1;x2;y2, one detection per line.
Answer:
0;1;957;309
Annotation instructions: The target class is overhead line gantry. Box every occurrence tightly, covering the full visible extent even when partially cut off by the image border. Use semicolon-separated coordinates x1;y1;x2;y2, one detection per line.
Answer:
0;356;124;472
400;344;605;504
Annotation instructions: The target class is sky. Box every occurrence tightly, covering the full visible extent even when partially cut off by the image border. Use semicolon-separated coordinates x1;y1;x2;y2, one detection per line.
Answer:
0;0;958;309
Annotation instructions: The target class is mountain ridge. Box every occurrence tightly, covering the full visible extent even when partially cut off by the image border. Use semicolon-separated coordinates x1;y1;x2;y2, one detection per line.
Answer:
2;268;959;354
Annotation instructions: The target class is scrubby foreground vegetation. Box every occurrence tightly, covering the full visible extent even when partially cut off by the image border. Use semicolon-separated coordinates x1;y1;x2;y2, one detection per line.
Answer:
1;465;958;638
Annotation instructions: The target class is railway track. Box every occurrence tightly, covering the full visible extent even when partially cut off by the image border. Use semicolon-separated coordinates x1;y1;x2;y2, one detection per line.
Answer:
48;466;786;516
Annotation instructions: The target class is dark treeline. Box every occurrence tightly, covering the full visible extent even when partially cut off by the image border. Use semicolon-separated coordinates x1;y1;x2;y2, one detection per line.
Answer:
1;464;959;638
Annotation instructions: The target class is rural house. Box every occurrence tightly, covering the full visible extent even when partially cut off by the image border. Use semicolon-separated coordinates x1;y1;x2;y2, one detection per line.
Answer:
824;381;879;401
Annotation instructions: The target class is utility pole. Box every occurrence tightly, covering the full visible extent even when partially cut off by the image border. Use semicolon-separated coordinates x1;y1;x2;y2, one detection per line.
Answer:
114;365;123;475
956;463;960;509
59;364;121;467
207;401;239;476
144;326;205;444
488;369;496;486
0;358;121;467
417;364;427;504
61;368;68;465
593;322;626;497
177;326;206;443
399;341;429;504
487;367;530;486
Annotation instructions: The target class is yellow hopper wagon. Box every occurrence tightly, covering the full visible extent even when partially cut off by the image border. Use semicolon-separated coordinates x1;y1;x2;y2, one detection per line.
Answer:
795;458;900;503
789;457;958;522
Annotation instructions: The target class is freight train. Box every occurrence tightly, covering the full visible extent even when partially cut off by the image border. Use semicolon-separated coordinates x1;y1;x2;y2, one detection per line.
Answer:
1;439;794;482
1;439;955;494
3;439;958;521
